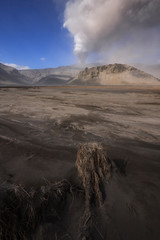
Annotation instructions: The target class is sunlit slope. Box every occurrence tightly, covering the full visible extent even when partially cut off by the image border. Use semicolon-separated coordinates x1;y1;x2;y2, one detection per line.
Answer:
67;64;160;85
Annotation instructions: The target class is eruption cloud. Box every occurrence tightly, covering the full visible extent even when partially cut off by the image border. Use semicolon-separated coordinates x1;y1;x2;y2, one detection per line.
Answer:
63;0;160;64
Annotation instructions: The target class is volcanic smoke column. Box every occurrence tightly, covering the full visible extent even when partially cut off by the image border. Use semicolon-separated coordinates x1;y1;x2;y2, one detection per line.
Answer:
63;0;92;64
63;0;160;64
74;33;88;64
63;23;88;64
63;0;125;63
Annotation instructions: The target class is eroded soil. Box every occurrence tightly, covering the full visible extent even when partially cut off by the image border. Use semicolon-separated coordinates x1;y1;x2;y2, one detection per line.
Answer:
0;86;160;240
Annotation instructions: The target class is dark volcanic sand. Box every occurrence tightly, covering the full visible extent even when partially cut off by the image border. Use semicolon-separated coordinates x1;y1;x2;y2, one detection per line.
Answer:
0;86;160;239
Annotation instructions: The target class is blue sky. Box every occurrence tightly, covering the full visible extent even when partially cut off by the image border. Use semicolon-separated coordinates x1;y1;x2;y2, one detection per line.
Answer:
0;0;74;69
0;0;160;69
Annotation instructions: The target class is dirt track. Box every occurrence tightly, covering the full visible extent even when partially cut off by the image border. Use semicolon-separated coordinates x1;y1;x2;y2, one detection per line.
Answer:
0;86;160;239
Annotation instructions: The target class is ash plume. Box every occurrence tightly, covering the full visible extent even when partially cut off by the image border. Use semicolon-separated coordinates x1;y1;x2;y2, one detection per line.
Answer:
63;0;160;63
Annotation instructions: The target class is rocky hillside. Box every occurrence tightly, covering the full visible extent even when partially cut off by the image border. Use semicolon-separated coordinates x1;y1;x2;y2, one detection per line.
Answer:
67;64;160;86
0;63;30;86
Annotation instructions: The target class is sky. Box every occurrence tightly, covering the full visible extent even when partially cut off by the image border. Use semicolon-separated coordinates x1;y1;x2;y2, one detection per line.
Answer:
0;0;160;69
0;0;73;69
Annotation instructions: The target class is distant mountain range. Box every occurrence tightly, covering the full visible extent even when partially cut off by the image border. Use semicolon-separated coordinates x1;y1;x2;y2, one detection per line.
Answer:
19;65;83;84
0;63;82;86
0;62;160;86
37;75;66;86
0;63;30;86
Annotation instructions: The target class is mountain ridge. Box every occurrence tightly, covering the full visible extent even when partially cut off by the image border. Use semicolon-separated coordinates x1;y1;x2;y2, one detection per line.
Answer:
19;65;83;83
67;63;160;86
0;63;30;86
1;62;160;86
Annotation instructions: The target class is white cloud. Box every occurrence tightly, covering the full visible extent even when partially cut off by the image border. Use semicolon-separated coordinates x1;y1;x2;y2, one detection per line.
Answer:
4;63;30;70
40;57;45;61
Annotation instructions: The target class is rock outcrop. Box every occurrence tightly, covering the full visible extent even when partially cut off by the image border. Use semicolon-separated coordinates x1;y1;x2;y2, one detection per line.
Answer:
67;63;160;85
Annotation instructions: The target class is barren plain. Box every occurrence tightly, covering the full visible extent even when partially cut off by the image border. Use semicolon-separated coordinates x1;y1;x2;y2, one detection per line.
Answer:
0;86;160;240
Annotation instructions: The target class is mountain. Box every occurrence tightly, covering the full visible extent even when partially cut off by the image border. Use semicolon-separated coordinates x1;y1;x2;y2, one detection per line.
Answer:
67;63;160;86
19;63;101;85
0;63;30;86
134;64;160;79
37;75;66;86
1;62;159;87
19;65;83;84
0;63;84;86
